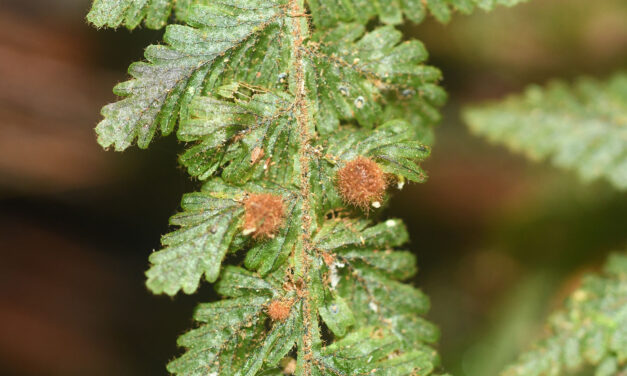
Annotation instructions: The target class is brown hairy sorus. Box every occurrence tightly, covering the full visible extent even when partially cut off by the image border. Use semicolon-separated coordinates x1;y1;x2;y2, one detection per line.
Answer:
267;298;293;321
243;193;285;239
336;157;387;210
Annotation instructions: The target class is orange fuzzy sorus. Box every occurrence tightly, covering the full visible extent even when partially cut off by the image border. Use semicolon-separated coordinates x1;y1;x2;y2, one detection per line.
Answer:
243;193;285;239
336;157;387;210
267;298;293;321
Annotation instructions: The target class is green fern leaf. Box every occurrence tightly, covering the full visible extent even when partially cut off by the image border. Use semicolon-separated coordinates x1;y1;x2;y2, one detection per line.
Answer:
307;0;529;27
95;1;290;151
312;327;435;375
464;72;627;190
146;179;297;295
145;180;245;295
307;23;445;134
87;0;195;29
326;119;432;182
178;89;299;184
167;266;301;375
314;219;440;353
502;253;627;376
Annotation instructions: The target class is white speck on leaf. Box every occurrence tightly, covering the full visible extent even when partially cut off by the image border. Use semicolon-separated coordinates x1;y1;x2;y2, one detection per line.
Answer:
354;96;365;109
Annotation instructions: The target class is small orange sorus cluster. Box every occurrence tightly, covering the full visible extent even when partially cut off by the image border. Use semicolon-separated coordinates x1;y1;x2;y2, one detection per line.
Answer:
242;157;387;241
267;298;294;321
242;193;285;239
336;157;387;210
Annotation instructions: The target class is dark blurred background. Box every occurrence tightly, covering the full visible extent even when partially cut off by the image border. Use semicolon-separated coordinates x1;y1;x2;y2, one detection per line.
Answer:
0;1;625;375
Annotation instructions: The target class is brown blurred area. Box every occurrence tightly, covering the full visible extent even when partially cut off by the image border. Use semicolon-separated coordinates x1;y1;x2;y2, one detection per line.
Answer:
0;1;625;375
0;2;202;375
0;9;112;192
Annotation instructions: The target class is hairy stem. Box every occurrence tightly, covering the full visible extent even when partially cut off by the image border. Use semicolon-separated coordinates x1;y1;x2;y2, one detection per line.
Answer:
288;0;317;373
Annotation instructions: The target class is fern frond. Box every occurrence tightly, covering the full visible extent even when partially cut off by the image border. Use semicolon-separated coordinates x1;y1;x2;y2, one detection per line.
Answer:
464;72;627;190
89;0;454;373
87;0;195;29
502;253;627;376
170;217;442;375
307;0;529;27
166;214;441;374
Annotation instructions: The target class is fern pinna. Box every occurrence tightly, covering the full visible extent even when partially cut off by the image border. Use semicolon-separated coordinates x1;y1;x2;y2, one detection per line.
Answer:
464;73;627;191
504;253;627;376
88;0;525;374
